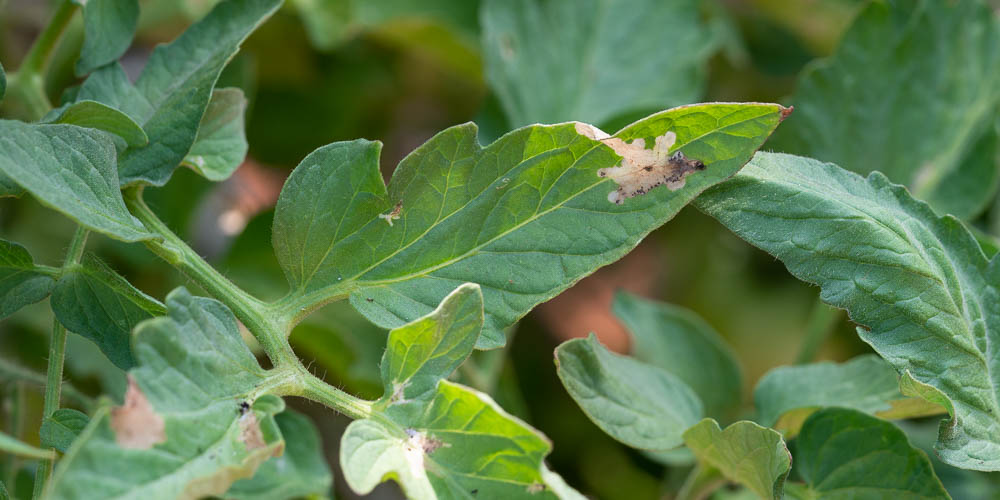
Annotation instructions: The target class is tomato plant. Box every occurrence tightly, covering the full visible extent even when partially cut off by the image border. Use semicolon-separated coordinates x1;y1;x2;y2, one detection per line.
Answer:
0;0;998;499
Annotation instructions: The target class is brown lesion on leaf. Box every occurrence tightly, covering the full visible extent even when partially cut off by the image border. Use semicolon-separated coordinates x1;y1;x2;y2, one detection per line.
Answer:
238;412;267;451
779;105;794;121
590;130;706;204
405;428;448;455
378;200;403;226
527;482;546;494
111;375;166;449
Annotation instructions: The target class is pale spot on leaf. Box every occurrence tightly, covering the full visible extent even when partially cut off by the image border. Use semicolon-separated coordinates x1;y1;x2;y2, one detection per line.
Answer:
111;375;166;449
378;201;403;226
527;482;546;494
238;412;266;450
595;131;706;204
574;122;610;140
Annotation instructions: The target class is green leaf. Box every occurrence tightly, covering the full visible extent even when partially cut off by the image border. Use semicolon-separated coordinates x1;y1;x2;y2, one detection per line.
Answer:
290;0;479;51
0;430;54;460
225;410;333;500
50;254;166;370
481;0;717;128
0;239;55;320
612;291;742;421
555;334;702;450
774;0;1000;219
273;103;787;349
40;409;90;454
784;408;950;500
695;152;1000;471
181;88;248;181
48;100;148;147
754;355;944;434
72;0;280;186
0;61;6;102
0;121;151;241
340;283;583;499
76;0;139;76
47;288;287;499
683;419;790;500
924;119;1000;221
380;280;483;400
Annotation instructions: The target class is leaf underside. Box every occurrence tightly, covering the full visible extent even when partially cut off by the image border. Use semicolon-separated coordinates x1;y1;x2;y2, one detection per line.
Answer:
48;289;287;500
696;152;1000;471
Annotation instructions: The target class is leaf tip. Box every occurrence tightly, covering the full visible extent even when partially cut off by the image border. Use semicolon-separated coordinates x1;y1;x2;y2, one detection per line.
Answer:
779;105;794;121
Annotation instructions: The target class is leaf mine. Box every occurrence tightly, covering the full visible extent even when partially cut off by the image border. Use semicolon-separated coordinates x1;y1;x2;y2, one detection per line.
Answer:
110;375;166;450
595;131;706;204
238;412;267;451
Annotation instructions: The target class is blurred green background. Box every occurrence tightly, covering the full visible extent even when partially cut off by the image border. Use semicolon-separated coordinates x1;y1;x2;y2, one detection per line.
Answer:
2;0;999;498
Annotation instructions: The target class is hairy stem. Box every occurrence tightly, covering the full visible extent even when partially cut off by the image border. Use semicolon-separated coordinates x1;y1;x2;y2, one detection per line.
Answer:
3;0;79;120
32;226;88;499
0;357;94;410
297;369;374;421
123;187;373;420
123;187;299;369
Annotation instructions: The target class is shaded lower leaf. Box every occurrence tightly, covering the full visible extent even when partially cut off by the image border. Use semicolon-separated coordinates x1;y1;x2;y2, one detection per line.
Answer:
754;355;944;434
481;0;717;127
773;0;1000;220
40;409;90;453
923;119;1000;221
0;239;55;320
47;288;287;499
682;419;790;500
0;121;151;241
785;408;949;500
182;88;249;181
48;100;148;147
76;0;139;76
273;103;787;349
555;334;703;450
70;0;280;186
696;152;1000;471
225;410;333;500
341;284;583;498
50;254;165;370
613;291;742;421
0;61;5;102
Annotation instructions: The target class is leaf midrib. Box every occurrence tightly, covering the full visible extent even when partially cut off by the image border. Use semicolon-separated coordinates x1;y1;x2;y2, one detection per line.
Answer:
290;107;777;307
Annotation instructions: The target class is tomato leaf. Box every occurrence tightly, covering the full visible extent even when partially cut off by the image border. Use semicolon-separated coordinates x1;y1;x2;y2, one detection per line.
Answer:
697;152;1000;471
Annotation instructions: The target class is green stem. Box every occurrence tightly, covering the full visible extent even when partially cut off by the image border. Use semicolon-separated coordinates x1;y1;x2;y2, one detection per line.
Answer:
297;370;374;421
0;357;94;409
794;299;841;365
4;0;80;120
122;188;381;423
32;226;88;499
123;187;298;369
19;1;79;77
675;465;724;500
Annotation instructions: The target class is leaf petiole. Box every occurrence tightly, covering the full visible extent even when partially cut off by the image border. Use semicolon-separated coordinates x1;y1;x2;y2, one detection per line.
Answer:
123;186;296;367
